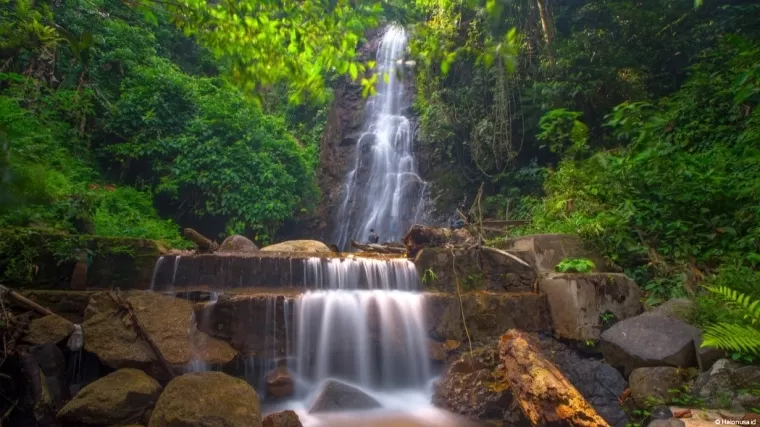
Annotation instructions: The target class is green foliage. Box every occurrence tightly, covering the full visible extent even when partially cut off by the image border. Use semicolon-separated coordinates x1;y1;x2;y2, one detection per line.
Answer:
555;257;595;273
536;109;589;157
134;0;386;103
700;286;760;358
421;268;438;284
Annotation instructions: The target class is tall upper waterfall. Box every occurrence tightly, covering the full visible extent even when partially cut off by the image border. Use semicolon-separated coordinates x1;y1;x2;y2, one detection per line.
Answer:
333;26;429;250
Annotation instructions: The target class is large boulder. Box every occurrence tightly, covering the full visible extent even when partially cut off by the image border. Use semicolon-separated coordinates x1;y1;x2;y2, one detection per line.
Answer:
57;368;161;425
629;367;686;408
83;291;237;378
600;315;701;376
693;359;760;410
432;348;528;425
23;315;73;345
263;410;302;427
261;240;331;253
495;234;618;273
149;372;262;427
539;273;642;341
219;235;259;253
308;380;381;413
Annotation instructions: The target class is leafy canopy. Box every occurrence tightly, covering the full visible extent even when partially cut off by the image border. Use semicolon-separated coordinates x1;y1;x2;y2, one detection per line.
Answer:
132;0;385;103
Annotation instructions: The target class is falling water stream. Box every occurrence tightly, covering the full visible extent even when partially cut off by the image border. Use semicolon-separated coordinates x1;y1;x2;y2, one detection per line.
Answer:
333;26;429;250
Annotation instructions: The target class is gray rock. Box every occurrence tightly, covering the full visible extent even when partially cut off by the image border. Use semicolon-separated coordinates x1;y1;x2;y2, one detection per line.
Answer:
600;315;700;376
648;418;686;427
629;367;683;408
308;380;381;413
694;359;760;410
539;272;642;341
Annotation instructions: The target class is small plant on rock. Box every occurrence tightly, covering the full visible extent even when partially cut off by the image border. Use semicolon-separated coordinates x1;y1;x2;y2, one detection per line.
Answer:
555;257;596;273
421;268;438;285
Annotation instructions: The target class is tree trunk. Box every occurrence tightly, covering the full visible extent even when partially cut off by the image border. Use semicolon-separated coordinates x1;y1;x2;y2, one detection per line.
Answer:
499;330;609;426
536;0;555;46
183;228;219;253
350;240;406;254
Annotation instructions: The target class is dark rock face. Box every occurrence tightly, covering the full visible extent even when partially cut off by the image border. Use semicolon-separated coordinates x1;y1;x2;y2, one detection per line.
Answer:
600;314;701;376
308;380;381;413
31;344;69;411
538;337;629;427
693;359;760;410
414;247;535;293
219;235;259;253
423;292;551;343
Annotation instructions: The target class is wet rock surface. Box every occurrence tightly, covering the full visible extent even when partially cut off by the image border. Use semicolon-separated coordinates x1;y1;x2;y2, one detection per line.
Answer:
82;291;237;377
308;380;382;413
57;368;162;425
494;234;619;273
601;314;701;376
149;371;262;427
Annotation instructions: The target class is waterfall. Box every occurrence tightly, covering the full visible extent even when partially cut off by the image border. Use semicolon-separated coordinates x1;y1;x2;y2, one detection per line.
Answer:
294;258;431;392
333;26;429;250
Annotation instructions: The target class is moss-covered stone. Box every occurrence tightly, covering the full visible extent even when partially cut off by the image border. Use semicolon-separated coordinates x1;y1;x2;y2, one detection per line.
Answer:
23;315;73;345
83;291;237;378
0;228;163;290
57;368;162;425
149;372;262;427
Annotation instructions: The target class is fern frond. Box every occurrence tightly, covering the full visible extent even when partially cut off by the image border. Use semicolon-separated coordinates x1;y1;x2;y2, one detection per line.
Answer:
702;322;760;355
705;286;760;320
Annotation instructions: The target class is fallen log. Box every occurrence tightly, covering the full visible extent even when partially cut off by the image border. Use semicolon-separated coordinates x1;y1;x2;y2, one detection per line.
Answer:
403;225;476;258
108;291;175;379
499;330;609;426
183;228;219;253
350;240;406;254
0;285;73;325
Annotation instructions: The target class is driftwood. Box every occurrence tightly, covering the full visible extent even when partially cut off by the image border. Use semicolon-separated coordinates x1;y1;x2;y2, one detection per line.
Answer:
480;246;531;268
183;228;219;253
350;240;406;254
107;291;175;380
499;330;609;427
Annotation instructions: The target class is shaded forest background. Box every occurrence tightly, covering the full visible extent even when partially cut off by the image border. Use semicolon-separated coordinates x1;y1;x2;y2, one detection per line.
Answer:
1;0;760;350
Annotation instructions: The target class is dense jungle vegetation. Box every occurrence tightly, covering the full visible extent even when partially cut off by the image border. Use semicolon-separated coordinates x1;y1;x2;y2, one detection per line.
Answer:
1;0;759;354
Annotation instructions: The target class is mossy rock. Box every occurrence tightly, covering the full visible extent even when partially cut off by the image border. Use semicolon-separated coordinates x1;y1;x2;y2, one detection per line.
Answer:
57;368;162;425
148;372;262;427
